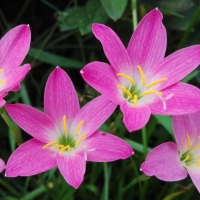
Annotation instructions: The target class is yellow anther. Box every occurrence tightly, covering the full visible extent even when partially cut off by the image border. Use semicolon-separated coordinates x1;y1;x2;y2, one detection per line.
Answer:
186;134;191;150
50;144;64;150
137;66;146;86
63;115;68;134
146;78;168;89
75;133;87;146
116;73;135;85
0;69;3;73
185;155;190;161
117;85;132;98
0;80;6;84
59;145;71;154
43;141;59;149
75;120;84;136
192;143;200;151
141;90;162;97
133;94;138;106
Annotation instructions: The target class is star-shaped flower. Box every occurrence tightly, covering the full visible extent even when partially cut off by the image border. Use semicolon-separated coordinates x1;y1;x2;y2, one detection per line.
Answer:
81;9;200;131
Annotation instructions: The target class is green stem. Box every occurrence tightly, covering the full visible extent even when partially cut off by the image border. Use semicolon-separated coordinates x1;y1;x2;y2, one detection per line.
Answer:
109;112;123;133
0;107;22;145
142;126;147;158
103;163;109;200
131;0;138;30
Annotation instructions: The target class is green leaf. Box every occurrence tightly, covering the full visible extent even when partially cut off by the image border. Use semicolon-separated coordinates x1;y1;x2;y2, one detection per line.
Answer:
57;0;108;35
28;48;84;69
100;0;128;21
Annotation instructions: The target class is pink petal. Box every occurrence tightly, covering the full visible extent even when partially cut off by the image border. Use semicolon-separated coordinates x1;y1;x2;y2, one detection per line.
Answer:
85;131;133;162
11;84;20;92
6;139;57;177
120;101;151;132
81;61;121;103
73;95;117;137
92;24;132;74
151;45;200;90
187;168;200;193
57;152;86;189
1;64;30;94
150;82;200;115
173;115;197;153
0;158;5;173
0;25;31;70
140;142;187;181
5;104;60;143
44;67;80;126
0;98;6;108
127;9;166;72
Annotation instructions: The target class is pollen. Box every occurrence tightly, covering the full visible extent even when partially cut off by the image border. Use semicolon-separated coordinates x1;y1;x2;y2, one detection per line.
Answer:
137;66;146;86
0;80;6;84
59;145;71;154
141;90;162;97
0;69;3;73
63;115;68;134
75;120;84;136
117;85;132;98
43;141;59;149
133;94;138;106
75;133;87;146
117;73;134;85
186;134;191;150
146;78;168;89
185;154;190;161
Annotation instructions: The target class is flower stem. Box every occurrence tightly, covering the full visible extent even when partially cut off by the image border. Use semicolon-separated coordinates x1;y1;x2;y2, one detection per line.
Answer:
131;0;138;30
142;126;147;159
109;112;123;133
0;107;22;145
103;163;109;200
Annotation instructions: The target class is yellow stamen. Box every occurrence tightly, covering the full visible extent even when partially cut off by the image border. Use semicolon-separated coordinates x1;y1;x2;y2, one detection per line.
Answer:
117;73;134;85
146;78;168;89
197;161;200;165
43;141;59;149
192;143;200;151
186;134;191;150
117;85;132;98
137;66;146;86
75;120;84;136
141;90;162;97
75;133;87;146
0;69;3;73
0;80;6;84
63;115;68;134
50;144;64;150
59;145;71;154
133;94;138;106
185;154;190;161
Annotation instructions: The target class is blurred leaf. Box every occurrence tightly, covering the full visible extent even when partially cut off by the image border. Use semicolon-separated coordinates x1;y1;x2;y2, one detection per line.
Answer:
29;48;84;69
57;0;108;35
100;0;128;21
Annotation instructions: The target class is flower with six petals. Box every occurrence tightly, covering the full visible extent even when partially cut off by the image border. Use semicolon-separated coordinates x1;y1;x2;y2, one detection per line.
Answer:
5;67;133;188
81;8;200;131
0;24;31;106
141;111;200;193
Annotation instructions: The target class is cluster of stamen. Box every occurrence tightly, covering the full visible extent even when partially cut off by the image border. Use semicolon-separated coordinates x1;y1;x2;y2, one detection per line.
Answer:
181;134;200;167
116;66;167;107
43;115;87;154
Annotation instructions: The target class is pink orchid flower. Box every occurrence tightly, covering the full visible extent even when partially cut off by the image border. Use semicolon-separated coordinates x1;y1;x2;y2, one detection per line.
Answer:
141;111;200;193
0;25;31;106
5;67;133;189
0;158;5;173
80;8;200;132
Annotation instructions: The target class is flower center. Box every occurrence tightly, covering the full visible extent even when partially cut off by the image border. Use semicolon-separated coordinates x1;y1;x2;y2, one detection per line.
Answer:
43;115;87;154
116;66;168;108
180;134;200;168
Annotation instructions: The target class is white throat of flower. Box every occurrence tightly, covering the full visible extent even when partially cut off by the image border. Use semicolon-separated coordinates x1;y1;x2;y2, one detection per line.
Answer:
116;65;173;110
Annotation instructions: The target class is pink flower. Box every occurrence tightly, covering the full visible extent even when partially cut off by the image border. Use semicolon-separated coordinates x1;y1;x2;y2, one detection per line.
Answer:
80;8;200;132
141;111;200;193
5;67;133;189
0;25;31;106
0;158;5;173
